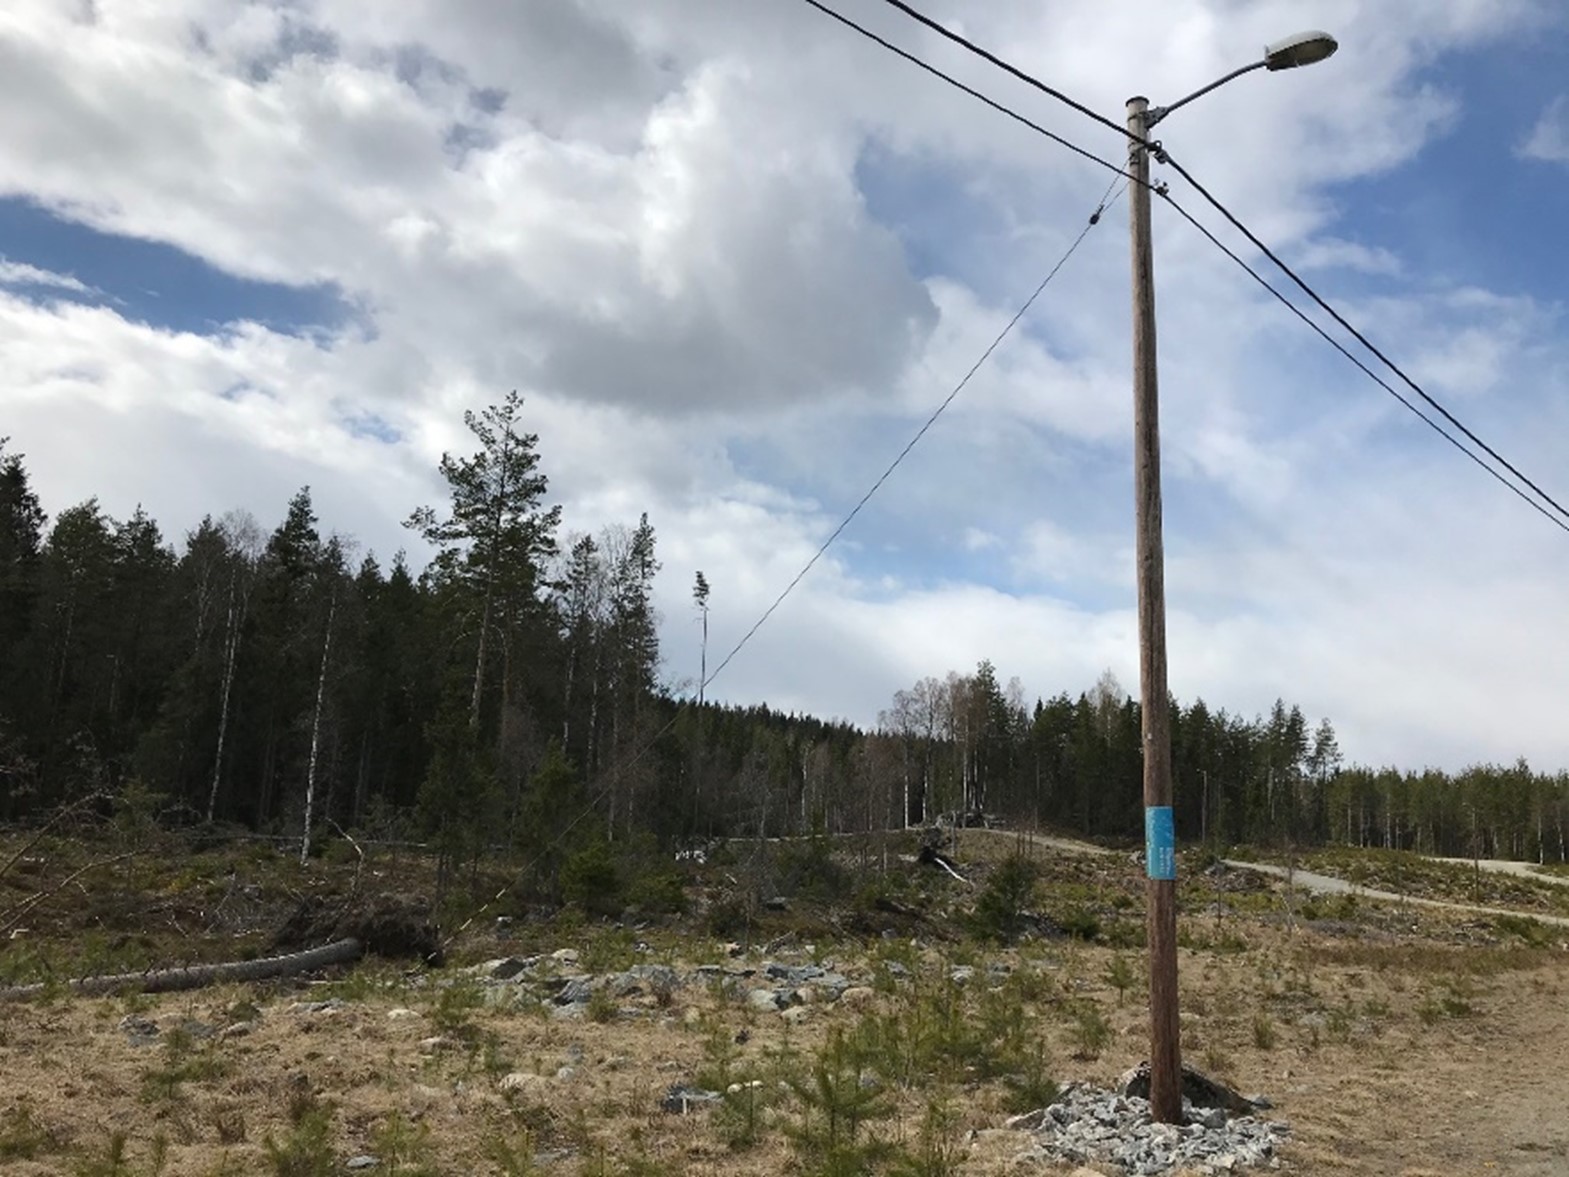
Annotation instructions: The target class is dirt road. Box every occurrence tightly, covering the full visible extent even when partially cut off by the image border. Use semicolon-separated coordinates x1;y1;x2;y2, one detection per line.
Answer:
1430;856;1569;886
1223;859;1569;930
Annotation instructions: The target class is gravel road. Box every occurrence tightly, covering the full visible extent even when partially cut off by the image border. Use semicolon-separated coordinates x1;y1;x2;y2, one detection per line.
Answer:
1222;859;1569;930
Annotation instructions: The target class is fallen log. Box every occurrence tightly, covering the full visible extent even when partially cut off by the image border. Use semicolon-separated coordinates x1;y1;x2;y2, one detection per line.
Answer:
0;937;364;1001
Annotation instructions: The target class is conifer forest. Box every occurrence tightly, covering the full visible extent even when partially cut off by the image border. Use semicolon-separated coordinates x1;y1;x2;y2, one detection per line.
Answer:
3;396;1566;895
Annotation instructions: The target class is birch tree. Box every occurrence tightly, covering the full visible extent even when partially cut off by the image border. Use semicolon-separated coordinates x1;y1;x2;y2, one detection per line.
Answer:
200;511;264;821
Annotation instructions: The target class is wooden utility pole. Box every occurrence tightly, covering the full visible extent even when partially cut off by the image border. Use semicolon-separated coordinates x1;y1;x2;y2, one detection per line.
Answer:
1127;95;1182;1125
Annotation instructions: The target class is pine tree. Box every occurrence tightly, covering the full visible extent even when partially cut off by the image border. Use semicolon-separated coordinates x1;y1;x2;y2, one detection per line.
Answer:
406;391;561;735
0;439;46;692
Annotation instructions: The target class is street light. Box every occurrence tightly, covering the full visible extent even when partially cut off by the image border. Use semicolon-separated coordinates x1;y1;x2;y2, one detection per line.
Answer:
1125;33;1337;1126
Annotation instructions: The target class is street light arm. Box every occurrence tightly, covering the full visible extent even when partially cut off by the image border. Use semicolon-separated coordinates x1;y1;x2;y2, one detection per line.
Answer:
1145;59;1265;128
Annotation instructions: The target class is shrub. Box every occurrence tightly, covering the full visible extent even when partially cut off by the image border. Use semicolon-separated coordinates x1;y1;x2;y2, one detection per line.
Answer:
263;1107;335;1177
774;835;849;902
970;854;1037;943
0;1103;58;1161
1057;907;1101;942
1102;954;1135;1005
626;869;687;915
1069;1004;1112;1060
560;841;623;916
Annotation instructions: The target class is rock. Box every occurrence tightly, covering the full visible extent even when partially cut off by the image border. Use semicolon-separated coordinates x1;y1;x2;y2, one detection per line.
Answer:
555;1065;577;1081
1118;1062;1266;1115
554;978;595;1005
780;1005;811;1025
1021;1080;1288;1175
287;999;344;1016
551;948;580;967
837;986;876;1009
764;896;790;911
661;1084;721;1114
216;1022;253;1042
1189;1105;1227;1130
346;1156;379;1171
119;1015;160;1046
612;964;680;998
747;988;787;1012
498;1072;550;1097
949;966;976;985
386;1008;419;1020
487;957;533;981
1005;1109;1048;1131
418;1036;452;1054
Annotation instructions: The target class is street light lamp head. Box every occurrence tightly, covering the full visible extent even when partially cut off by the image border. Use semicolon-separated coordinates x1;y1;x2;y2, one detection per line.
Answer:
1263;31;1338;71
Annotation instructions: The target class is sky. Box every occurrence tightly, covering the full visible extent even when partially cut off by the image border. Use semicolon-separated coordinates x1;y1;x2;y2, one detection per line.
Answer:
2;0;1567;773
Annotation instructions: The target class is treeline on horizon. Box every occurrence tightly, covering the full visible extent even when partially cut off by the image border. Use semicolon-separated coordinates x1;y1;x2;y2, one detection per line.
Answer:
2;398;1566;898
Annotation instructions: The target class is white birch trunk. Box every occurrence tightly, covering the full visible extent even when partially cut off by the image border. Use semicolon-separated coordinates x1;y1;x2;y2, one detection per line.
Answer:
207;574;242;823
300;591;337;864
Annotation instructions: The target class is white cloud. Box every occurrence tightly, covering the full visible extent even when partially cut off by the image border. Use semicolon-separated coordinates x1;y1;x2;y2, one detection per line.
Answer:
0;258;96;294
1295;238;1403;277
0;0;1565;774
1519;94;1569;162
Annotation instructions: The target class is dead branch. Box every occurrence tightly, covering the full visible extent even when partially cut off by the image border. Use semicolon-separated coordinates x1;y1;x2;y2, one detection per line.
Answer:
0;851;135;936
0;792;110;885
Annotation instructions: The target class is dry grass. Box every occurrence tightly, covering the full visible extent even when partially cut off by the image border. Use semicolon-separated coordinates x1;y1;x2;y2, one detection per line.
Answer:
1;827;1567;1174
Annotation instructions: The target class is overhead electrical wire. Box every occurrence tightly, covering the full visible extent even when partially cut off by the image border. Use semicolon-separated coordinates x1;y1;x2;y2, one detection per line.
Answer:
447;178;1126;943
872;0;1136;143
1155;152;1569;527
702;179;1127;691
799;0;1126;180
1158;190;1569;536
830;0;1569;530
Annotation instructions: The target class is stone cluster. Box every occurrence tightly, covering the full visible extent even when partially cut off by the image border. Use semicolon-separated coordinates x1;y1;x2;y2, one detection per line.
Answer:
463;946;875;1022
1011;1081;1289;1175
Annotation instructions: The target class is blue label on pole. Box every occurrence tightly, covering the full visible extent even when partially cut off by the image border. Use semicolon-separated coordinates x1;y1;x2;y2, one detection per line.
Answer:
1146;806;1176;880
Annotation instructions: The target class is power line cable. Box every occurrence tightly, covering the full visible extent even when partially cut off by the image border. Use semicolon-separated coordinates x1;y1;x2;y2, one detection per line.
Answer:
798;0;1126;180
1155;151;1569;527
857;0;1569;527
703;180;1127;690
447;181;1124;944
871;0;1137;144
1157;190;1569;536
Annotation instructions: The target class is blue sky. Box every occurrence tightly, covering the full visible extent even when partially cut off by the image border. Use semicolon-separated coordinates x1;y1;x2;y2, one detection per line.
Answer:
0;196;352;337
1;0;1566;770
